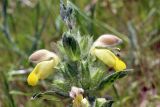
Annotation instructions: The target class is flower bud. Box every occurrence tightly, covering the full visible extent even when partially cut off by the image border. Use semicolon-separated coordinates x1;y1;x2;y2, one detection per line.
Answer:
69;86;89;107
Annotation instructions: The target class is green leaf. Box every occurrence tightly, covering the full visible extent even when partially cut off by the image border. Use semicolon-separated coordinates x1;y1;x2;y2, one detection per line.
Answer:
62;32;81;61
10;90;31;96
102;100;114;107
52;80;70;92
80;61;91;89
65;62;78;77
31;91;69;101
59;62;79;86
90;69;105;89
97;69;132;90
79;35;93;57
94;98;114;107
94;98;106;107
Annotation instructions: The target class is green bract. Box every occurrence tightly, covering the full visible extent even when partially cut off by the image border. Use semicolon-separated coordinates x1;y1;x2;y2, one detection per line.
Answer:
62;33;81;61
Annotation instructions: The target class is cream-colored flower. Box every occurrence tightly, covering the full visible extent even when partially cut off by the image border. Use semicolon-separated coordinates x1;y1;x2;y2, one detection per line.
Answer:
90;34;126;71
70;86;89;107
27;49;60;86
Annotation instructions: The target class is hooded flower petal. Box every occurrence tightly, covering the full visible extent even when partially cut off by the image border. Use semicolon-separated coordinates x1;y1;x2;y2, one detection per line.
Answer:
93;34;122;47
29;49;59;64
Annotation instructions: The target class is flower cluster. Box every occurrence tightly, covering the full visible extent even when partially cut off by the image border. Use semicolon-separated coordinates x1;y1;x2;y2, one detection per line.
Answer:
27;33;128;107
26;2;130;107
27;34;126;86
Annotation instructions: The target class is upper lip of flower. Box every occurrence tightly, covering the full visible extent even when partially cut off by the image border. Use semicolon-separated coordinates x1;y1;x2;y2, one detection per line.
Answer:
93;34;123;47
29;49;60;64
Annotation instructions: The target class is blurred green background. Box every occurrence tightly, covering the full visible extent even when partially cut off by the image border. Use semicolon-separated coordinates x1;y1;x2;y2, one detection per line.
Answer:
0;0;160;107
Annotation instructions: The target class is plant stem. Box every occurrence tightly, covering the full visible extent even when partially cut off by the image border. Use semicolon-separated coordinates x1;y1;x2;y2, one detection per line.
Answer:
29;2;49;53
1;71;17;107
112;84;122;107
2;0;13;43
1;0;26;57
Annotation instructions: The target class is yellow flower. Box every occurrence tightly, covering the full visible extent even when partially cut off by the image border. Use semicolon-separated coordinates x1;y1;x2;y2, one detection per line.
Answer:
73;94;84;107
73;96;89;107
91;48;126;71
90;34;126;71
27;49;60;86
70;86;89;107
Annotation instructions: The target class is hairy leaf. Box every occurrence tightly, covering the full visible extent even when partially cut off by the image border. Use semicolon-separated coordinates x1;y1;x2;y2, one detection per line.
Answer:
62;33;81;61
97;69;132;90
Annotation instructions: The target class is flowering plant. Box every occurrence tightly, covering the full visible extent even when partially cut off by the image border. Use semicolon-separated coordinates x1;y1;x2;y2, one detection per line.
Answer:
26;0;132;107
